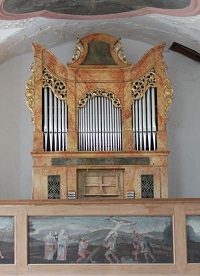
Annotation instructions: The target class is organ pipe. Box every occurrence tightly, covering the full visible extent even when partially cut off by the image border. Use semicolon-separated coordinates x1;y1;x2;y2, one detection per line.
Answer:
78;96;122;151
43;87;68;151
132;87;157;151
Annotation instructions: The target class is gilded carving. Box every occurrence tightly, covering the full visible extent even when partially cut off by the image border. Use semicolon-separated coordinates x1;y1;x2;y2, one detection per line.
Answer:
132;68;156;100
114;38;130;64
43;67;67;101
164;68;173;120
68;38;84;65
78;88;122;108
25;64;35;124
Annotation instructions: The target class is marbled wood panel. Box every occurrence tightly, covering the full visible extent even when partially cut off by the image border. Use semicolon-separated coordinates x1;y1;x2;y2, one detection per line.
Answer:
67;167;77;192
155;60;167;131
150;155;168;167
74;67;125;82
33;131;43;151
131;43;165;80
123;81;133;150
33;54;44;150
67;82;77;151
75;82;124;106
157;131;168;151
33;56;43;133
33;43;68;79
123;167;136;197
160;167;168;198
32;168;43;199
32;155;52;167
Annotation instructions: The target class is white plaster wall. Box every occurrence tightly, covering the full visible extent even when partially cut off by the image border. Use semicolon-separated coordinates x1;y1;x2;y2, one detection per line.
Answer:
0;39;199;199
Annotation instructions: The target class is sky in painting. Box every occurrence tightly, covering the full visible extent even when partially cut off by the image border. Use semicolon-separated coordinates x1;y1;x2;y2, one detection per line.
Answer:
30;215;171;234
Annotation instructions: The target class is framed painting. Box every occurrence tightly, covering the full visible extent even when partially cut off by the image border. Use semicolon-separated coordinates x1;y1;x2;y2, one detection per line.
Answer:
28;215;173;265
0;216;14;264
186;215;200;263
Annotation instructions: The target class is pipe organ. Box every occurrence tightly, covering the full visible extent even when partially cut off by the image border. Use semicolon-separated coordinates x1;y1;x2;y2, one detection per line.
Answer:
26;33;173;200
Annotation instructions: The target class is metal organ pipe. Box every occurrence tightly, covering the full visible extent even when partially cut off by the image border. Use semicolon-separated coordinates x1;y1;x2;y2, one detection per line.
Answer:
78;96;122;151
132;87;157;151
42;88;67;151
43;88;48;151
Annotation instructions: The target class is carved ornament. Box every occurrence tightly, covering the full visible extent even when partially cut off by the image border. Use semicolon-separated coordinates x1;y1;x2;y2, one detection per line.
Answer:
114;38;130;65
164;64;173;121
131;67;156;100
25;64;35;124
68;38;84;65
78;88;122;108
43;67;67;101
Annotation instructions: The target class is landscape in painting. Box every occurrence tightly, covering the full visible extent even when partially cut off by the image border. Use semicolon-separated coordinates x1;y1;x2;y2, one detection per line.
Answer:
0;216;14;264
187;215;200;263
28;215;173;264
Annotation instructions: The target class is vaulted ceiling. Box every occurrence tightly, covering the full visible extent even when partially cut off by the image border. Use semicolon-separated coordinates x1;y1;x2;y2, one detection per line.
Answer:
0;0;199;64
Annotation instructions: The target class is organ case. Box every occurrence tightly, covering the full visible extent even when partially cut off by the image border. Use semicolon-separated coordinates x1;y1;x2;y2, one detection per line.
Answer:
26;33;173;200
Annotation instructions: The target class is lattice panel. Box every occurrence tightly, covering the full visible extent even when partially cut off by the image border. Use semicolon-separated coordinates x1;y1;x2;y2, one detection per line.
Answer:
141;174;154;198
48;175;60;199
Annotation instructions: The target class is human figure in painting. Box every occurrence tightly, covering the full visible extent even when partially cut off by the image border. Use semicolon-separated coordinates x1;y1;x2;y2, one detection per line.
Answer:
132;241;140;261
43;230;54;260
53;230;58;260
0;250;4;259
56;229;68;261
132;230;143;261
103;232;119;263
105;218;136;241
141;238;156;263
76;237;95;263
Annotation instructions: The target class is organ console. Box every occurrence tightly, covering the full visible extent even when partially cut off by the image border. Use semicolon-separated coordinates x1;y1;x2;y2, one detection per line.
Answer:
25;33;173;200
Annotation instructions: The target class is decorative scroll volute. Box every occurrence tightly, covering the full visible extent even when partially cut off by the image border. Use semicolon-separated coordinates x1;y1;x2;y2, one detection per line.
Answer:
68;33;131;67
164;64;173;120
131;67;156;100
43;67;67;101
68;38;84;65
114;38;130;65
25;64;35;124
78;88;122;108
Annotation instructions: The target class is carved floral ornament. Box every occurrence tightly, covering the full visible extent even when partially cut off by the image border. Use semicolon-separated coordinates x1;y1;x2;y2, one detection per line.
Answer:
69;36;130;65
25;63;35;124
78;89;122;108
131;67;156;100
114;38;130;65
132;66;173;121
42;67;67;101
69;38;84;64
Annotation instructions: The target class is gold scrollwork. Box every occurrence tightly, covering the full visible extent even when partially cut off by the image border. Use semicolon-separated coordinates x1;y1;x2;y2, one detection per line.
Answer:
25;64;35;124
164;77;173;121
68;38;84;65
78;88;122;108
43;67;67;101
131;68;156;100
114;38;130;64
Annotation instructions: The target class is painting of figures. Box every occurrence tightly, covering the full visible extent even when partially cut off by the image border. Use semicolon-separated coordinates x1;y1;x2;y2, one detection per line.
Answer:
186;215;200;263
0;216;14;264
28;216;173;264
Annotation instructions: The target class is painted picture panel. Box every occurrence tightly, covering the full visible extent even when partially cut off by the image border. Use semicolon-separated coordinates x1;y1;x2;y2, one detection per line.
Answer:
186;215;200;263
0;216;14;264
28;216;173;264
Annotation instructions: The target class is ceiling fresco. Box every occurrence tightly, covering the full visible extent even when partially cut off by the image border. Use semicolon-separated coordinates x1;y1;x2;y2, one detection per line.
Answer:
0;0;199;64
3;0;191;16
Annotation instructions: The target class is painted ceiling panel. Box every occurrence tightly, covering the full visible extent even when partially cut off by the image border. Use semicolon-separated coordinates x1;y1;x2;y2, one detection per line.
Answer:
0;0;199;64
3;0;191;15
